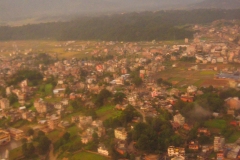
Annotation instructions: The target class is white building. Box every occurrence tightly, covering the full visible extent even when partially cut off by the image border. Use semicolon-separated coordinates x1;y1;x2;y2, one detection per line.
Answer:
98;144;109;156
114;127;127;140
173;114;185;126
187;85;197;93
168;146;185;157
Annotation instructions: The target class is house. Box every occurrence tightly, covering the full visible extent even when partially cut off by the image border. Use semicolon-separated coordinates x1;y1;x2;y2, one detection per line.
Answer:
92;120;103;128
187;85;197;94
171;122;181;130
0;98;10;109
98;144;109;156
183;123;192;131
198;128;210;136
54;103;63;110
20;79;28;87
79;116;92;126
8;128;24;141
114;127;127;140
171;156;185;160
34;99;51;113
115;104;127;110
225;97;240;110
202;145;211;153
214;136;225;152
53;88;65;96
48;116;60;130
81;135;92;144
0;130;11;145
116;141;127;155
17;92;26;105
188;141;199;150
58;121;70;129
217;151;224;160
145;154;159;160
168;146;185;157
227;109;235;116
173;113;185;126
180;94;194;102
61;99;69;106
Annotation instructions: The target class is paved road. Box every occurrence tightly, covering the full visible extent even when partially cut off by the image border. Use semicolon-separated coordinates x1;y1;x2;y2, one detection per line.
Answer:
133;106;146;123
48;144;58;160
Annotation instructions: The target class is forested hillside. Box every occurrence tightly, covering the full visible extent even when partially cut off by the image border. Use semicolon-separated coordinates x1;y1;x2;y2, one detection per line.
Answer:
0;9;240;41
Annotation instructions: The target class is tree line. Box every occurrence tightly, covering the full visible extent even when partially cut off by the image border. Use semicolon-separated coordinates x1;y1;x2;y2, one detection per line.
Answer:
0;9;240;41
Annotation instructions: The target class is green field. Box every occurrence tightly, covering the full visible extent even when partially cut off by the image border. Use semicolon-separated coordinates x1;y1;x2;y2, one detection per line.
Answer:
47;130;62;142
96;105;122;120
200;70;217;75
9;147;23;160
227;132;240;143
69;151;109;160
204;119;227;130
44;84;53;95
67;125;79;137
11;119;29;128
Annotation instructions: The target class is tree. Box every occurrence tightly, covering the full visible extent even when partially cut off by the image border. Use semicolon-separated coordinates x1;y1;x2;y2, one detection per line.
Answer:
95;89;112;107
22;143;35;158
27;128;34;136
71;99;84;111
38;136;51;155
0;86;6;97
132;77;143;87
63;132;70;141
9;94;18;105
113;92;126;104
28;143;35;155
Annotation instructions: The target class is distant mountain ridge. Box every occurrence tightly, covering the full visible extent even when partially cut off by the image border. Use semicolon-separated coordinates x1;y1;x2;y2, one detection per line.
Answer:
0;0;202;22
1;0;240;25
190;0;240;9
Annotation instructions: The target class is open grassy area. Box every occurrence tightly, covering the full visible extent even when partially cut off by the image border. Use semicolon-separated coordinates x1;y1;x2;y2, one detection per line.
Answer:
204;119;227;130
9;147;23;160
96;105;122;120
47;130;63;143
227;132;240;143
44;84;53;95
200;70;217;75
67;125;79;137
69;151;109;160
11;119;29;128
62;111;83;121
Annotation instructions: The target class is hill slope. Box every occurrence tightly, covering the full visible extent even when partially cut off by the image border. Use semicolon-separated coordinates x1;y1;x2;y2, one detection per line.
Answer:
190;0;240;9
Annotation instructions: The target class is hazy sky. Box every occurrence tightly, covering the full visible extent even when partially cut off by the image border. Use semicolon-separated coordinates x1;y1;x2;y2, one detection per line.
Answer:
0;0;204;21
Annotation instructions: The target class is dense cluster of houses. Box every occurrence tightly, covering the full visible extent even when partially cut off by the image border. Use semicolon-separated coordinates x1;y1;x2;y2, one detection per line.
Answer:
0;20;239;159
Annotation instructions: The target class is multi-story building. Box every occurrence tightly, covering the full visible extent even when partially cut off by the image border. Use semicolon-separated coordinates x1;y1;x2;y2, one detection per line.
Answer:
18;92;26;105
79;116;93;125
214;136;225;152
8;128;24;141
0;130;11;145
114;127;127;140
48;116;60;130
0;98;10;109
173;113;185;126
34;99;50;113
168;146;185;157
